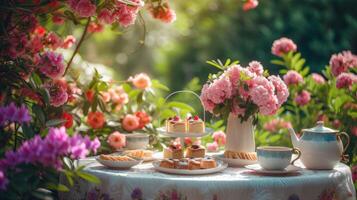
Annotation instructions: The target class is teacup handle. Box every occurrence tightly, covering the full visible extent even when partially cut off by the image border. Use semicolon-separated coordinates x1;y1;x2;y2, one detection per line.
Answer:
290;148;301;165
337;132;350;154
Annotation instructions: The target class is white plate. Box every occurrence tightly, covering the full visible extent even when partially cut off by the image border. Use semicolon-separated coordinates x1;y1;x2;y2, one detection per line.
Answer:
152;160;227;175
245;164;301;175
113;151;157;162
213;154;257;167
157;127;213;137
96;156;143;169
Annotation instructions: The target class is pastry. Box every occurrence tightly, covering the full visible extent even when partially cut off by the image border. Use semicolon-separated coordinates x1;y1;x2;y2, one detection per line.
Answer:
159;159;175;168
188;159;201;170
166;116;187;133
99;154;135;161
186;145;205;158
163;144;184;159
200;157;217;169
224;150;257;160
176;160;189;169
123;150;153;159
187;116;205;133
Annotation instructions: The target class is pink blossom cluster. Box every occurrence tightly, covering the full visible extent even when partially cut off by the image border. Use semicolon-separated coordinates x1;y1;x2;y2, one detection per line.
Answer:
283;70;303;86
201;62;289;117
147;1;176;23
0;103;31;126
39;51;66;79
271;37;297;57
263;118;292;133
67;0;96;17
329;51;357;77
311;73;325;84
336;73;357;89
294;90;311;106
96;0;144;27
0;127;100;190
44;80;69;107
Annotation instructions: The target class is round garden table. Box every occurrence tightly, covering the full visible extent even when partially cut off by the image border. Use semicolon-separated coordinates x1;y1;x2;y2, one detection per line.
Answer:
60;158;355;200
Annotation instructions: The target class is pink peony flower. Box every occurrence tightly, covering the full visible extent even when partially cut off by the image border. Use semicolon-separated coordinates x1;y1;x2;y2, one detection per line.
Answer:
62;35;76;49
311;73;325;84
271;37;297;57
248;61;264;76
283;70;303;86
45;80;68;107
129;73;152;89
113;0;143;27
225;65;242;88
243;0;259;11
107;131;126;149
249;76;279;115
263;118;292;133
39;51;66;79
206;77;233;105
269;75;289;105
122;114;140;132
206;142;218;152
98;9;115;24
68;0;96;18
212;131;226;146
295;90;311;106
336;73;357;89
200;84;216;113
329;51;357;77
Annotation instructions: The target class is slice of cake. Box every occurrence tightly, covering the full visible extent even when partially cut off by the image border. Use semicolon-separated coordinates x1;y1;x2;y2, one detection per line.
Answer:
159;159;175;168
166;116;187;133
200;157;217;169
187;116;205;133
163;144;184;159
186;144;205;158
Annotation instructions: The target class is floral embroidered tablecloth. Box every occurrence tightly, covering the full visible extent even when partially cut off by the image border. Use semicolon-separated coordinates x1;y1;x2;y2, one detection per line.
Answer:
60;159;355;200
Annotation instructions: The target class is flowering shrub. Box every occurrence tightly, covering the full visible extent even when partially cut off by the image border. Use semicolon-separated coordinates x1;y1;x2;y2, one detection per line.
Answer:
200;59;289;122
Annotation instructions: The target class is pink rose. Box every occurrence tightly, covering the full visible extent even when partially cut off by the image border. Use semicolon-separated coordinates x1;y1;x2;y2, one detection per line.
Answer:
283;70;303;86
311;73;325;84
294;90;311;106
336;73;357;89
243;0;259;11
329;51;357;77
122;114;140;132
271;37;297;57
206;142;218;152
107;131;126;149
212;131;226;146
130;73;152;89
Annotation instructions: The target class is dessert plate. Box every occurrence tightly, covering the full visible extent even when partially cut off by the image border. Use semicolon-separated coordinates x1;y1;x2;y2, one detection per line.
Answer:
96;156;143;169
244;164;301;175
213;154;258;167
157;127;213;137
152;160;227;175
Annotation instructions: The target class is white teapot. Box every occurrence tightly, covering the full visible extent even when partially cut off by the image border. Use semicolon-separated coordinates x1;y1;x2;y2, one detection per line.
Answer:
288;121;350;170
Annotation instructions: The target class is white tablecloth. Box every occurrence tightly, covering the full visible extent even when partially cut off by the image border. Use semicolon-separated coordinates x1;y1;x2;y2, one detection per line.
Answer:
60;159;355;200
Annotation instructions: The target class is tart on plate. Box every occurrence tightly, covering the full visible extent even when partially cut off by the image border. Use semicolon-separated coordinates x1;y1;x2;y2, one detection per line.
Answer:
186;144;206;158
187;116;205;133
166;116;186;133
163;144;184;159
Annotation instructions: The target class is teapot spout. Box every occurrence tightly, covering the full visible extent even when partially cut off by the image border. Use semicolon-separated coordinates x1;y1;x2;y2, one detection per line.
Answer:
288;128;300;148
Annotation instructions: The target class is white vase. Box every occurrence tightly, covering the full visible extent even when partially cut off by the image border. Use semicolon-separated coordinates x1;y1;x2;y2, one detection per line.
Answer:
225;113;255;152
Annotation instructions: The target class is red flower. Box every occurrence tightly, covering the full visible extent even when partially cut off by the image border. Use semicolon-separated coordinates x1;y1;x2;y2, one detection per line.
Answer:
87;111;105;129
85;89;95;103
34;26;46;37
135;111;151;129
62;112;73;128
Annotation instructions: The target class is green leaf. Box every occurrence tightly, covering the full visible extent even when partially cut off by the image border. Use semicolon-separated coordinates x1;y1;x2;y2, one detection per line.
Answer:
271;60;285;66
45;119;66;127
31;73;42;86
206;60;223;70
152;80;170;91
97;82;108;91
76;171;100;184
46;183;70;192
167;101;195;112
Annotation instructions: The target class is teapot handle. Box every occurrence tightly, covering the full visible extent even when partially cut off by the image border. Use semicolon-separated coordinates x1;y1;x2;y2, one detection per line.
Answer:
337;132;350;154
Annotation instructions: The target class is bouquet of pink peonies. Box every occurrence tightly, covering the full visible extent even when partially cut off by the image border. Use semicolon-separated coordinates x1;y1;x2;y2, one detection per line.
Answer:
200;60;289;122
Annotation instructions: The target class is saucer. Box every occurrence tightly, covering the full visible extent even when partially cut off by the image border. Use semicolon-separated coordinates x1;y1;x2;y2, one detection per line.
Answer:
245;164;301;175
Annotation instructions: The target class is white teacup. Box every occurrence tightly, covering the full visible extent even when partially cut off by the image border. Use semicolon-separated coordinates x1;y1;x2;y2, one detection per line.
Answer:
257;146;301;170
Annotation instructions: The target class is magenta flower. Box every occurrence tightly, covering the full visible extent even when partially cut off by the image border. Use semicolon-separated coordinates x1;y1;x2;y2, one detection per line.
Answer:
0;103;31;126
329;51;357;77
39;51;66;79
311;73;326;84
295;90;311;106
283;70;303;86
0;171;8;190
45;80;68;107
271;37;297;57
336;73;357;89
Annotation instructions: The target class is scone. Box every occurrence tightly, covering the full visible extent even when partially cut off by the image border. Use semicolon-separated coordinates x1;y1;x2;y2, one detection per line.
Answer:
186;145;205;158
187;116;205;133
163;144;184;159
167;116;186;133
159;159;175;168
188;159;201;170
200;157;216;169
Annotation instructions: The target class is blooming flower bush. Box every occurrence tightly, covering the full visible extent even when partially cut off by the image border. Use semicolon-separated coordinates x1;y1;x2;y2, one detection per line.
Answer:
201;59;289;122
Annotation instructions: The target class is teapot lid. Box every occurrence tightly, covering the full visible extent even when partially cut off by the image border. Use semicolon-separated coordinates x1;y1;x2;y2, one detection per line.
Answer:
303;121;339;133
